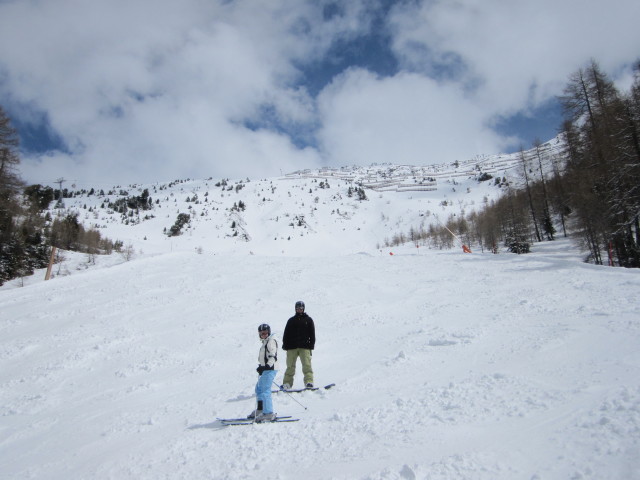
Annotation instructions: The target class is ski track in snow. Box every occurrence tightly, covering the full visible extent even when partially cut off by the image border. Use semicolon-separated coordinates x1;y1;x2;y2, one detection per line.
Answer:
1;243;640;479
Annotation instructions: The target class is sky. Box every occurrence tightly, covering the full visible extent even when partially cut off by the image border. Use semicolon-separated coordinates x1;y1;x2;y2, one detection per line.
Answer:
0;0;639;187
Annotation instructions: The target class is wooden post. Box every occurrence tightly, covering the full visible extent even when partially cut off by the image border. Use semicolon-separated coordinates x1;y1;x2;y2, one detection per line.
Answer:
45;246;57;281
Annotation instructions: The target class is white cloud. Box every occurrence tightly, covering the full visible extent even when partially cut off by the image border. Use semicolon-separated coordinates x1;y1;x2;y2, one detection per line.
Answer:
0;0;337;185
317;68;511;166
388;0;640;115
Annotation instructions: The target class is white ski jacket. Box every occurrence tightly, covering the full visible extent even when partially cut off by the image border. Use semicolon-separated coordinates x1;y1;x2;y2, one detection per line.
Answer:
258;334;279;370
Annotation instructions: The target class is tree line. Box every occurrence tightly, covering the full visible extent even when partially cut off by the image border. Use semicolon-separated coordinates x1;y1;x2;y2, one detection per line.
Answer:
560;60;640;266
385;59;640;267
0;106;119;285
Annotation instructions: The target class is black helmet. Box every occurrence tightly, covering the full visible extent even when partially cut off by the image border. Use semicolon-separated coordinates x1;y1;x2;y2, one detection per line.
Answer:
258;323;271;335
295;300;305;311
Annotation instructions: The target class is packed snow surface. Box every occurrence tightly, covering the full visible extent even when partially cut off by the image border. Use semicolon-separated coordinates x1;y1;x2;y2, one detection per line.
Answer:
1;239;639;479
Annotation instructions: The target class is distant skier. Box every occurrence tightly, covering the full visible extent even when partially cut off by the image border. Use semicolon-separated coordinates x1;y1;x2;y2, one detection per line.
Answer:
281;300;315;389
247;324;279;422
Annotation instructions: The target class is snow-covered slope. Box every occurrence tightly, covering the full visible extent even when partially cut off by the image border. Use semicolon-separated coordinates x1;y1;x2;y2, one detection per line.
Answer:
1;237;639;479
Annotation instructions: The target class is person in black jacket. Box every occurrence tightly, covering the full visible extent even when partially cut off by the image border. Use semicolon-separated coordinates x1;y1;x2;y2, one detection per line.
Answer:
281;300;315;389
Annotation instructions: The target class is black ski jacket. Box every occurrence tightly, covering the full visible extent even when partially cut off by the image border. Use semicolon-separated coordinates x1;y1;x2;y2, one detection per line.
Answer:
282;312;315;351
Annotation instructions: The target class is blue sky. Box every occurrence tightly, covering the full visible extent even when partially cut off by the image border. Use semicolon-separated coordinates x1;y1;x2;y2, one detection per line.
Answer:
0;0;638;186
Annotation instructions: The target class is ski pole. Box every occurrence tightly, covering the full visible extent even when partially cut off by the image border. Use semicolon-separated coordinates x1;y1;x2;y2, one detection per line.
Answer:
273;381;307;410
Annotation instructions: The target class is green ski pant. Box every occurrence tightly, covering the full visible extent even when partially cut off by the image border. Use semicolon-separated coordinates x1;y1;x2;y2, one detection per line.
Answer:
283;348;314;387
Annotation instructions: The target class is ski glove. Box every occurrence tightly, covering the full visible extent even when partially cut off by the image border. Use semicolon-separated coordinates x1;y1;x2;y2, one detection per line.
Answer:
256;365;265;374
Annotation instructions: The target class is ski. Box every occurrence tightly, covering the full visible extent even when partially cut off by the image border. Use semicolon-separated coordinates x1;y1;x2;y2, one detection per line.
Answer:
273;383;335;393
219;416;299;426
217;415;292;422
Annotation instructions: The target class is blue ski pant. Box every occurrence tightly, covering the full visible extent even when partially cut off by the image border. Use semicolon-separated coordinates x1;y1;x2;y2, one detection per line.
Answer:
255;369;277;414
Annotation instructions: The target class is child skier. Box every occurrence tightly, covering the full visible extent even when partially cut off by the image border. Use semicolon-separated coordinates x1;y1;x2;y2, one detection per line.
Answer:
248;323;279;422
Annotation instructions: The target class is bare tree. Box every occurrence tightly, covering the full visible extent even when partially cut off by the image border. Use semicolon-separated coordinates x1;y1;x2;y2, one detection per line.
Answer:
0;106;21;187
559;59;640;266
532;139;555;240
518;148;542;242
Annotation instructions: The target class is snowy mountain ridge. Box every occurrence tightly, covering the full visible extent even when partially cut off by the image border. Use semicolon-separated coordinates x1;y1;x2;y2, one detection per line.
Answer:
51;137;564;259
